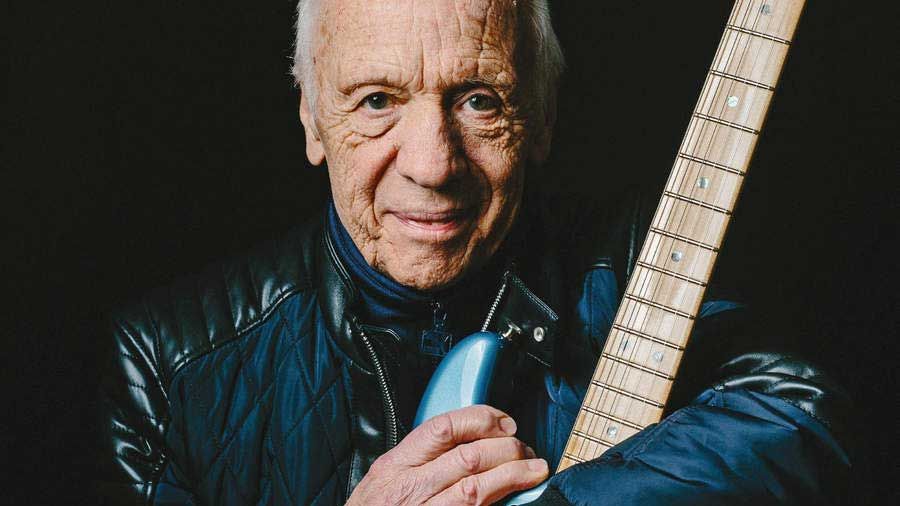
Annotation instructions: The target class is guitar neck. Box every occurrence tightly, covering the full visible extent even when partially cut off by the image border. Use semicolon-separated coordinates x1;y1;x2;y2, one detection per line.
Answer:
557;0;806;472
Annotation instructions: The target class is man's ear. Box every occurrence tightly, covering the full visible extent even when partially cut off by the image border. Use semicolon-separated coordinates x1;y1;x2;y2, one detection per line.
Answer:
529;95;557;165
299;92;325;166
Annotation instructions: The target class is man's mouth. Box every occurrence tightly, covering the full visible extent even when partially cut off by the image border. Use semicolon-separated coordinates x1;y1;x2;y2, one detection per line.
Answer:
390;208;474;241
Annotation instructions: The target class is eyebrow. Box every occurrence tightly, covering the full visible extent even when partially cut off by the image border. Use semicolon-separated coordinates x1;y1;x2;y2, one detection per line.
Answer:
463;75;514;91
337;78;402;97
336;71;515;97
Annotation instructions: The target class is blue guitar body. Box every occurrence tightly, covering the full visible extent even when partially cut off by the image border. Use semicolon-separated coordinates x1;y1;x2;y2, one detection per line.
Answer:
413;331;548;505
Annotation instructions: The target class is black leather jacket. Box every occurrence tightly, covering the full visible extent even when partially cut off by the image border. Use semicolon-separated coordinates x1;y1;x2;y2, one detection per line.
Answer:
96;192;854;505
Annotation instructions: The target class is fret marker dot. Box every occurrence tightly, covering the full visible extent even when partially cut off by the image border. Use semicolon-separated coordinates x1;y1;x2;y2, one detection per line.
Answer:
671;251;684;263
727;95;740;108
697;176;710;189
761;4;772;15
607;426;619;438
652;351;665;363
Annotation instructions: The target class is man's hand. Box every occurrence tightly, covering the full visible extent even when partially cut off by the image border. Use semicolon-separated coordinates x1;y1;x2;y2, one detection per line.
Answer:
347;405;549;505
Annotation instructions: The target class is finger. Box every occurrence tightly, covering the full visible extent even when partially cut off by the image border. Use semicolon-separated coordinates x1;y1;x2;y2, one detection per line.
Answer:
419;437;535;494
426;458;549;506
391;405;517;466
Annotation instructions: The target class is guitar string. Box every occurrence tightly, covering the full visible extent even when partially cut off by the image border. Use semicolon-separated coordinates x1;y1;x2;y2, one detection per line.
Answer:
580;0;769;461
577;0;793;461
629;0;769;444
641;0;777;434
668;0;784;338
576;0;758;461
577;0;755;460
632;0;781;437
623;0;762;447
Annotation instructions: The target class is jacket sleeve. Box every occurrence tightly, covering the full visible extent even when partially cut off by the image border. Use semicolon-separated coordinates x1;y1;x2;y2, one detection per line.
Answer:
534;305;856;506
95;308;171;505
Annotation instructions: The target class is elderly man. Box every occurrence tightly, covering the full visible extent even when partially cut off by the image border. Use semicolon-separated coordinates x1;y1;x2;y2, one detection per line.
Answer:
97;0;853;504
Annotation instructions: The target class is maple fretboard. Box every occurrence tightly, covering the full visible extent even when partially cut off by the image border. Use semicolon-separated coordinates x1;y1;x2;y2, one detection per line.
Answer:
557;0;807;472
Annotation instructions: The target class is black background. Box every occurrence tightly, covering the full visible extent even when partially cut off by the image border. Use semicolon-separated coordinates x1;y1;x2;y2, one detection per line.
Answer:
4;1;897;504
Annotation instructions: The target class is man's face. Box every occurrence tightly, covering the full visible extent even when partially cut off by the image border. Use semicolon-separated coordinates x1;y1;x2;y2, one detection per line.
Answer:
300;0;550;290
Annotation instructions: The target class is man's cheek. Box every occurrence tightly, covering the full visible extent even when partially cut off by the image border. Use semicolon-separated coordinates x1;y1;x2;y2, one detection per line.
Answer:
341;174;376;217
466;150;521;196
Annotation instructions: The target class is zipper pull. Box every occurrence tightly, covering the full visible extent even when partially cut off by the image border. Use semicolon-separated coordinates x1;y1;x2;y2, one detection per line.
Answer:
420;301;453;358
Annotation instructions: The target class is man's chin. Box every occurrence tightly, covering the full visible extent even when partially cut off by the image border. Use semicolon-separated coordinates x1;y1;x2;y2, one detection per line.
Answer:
378;250;472;292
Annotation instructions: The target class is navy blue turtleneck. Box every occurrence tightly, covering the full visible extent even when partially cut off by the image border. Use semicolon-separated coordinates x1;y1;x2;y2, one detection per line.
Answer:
327;203;509;427
326;202;504;359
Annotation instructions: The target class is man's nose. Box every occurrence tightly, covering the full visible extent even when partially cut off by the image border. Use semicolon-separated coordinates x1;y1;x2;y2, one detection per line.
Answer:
395;102;465;189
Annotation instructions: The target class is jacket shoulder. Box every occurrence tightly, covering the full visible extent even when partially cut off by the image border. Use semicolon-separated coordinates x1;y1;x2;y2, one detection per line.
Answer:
96;214;325;501
111;213;323;386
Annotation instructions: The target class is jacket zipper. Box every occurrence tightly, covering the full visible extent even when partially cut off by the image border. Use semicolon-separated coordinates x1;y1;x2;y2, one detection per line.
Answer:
481;272;510;331
354;318;400;449
324;229;401;450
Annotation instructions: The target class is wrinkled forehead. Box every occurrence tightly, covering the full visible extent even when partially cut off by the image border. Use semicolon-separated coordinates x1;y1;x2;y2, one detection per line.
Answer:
315;0;521;92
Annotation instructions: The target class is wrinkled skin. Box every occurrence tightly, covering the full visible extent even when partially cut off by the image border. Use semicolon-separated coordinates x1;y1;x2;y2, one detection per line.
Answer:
299;0;553;290
346;405;548;505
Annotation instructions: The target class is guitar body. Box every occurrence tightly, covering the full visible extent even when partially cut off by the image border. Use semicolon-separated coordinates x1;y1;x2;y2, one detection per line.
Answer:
413;331;511;428
413;330;547;505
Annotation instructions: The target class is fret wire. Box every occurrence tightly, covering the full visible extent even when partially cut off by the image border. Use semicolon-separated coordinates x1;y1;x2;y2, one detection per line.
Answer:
698;1;760;181
604;212;674;451
562;452;586;464
640;228;719;274
653;198;725;256
668;162;744;216
708;69;775;91
698;73;774;135
728;0;761;27
679;121;758;175
635;260;707;287
581;404;646;431
591;379;666;409
622;294;696;321
714;31;789;89
570;411;595;460
677;152;746;176
725;24;791;45
600;352;677;381
610;323;685;351
648;227;719;252
662;190;732;216
692;112;759;135
572;429;618;448
711;31;746;76
728;1;764;38
666;155;743;194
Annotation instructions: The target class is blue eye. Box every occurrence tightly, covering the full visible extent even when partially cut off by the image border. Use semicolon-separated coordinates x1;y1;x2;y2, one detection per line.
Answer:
362;92;389;110
466;94;499;112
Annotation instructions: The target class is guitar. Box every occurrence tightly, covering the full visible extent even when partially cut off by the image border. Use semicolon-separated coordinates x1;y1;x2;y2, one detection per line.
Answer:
414;0;807;503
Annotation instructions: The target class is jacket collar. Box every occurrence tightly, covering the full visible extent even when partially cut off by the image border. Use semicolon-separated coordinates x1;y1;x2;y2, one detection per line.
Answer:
317;219;372;371
315;205;563;372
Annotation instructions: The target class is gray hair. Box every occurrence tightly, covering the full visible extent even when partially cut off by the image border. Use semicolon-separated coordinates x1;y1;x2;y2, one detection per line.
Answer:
290;0;564;120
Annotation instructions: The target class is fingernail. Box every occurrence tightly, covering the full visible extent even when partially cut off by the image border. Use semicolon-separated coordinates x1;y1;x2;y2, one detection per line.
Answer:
525;445;536;458
528;459;548;473
499;416;517;435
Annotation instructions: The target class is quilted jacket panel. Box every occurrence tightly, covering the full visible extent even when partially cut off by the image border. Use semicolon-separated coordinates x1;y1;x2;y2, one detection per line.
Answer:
162;294;353;505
